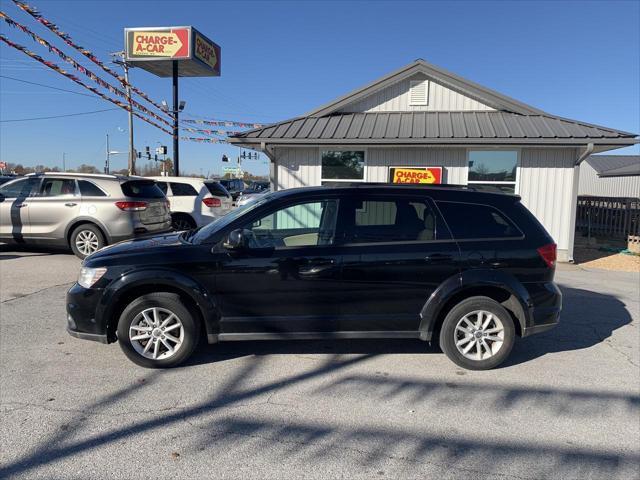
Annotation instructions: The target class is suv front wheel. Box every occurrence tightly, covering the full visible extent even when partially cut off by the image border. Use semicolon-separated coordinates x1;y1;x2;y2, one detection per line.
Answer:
439;296;515;370
117;292;200;368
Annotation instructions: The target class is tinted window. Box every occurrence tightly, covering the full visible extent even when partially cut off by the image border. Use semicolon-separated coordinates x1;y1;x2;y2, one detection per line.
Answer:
169;182;199;196
121;180;165;199
342;197;449;244
468;151;517;182
204;181;230;197
39;178;76;197
242;199;338;248
156;182;168;194
0;178;40;198
437;201;522;239
321;151;365;180
78;180;106;197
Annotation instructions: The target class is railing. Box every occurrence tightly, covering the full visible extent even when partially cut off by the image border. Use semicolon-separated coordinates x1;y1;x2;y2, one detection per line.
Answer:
576;196;640;239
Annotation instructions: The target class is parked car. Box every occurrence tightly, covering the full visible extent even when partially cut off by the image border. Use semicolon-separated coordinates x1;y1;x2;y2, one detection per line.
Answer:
149;176;233;230
0;175;19;186
66;184;561;370
218;178;245;202
0;172;171;259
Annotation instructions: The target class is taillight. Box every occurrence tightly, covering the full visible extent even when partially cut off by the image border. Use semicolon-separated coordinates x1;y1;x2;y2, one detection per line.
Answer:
115;201;148;211
203;197;221;208
537;243;557;268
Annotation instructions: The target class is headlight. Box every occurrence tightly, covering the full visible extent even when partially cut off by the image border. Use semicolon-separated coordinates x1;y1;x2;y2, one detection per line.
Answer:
78;267;107;288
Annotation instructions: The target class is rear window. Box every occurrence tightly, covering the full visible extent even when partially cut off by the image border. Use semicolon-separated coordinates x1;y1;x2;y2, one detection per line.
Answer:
169;182;199;196
156;182;168;194
121;180;165;199
78;180;106;197
436;201;522;239
204;181;230;197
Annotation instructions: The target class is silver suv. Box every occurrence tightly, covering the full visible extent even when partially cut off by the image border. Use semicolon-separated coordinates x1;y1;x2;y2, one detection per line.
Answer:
0;173;171;258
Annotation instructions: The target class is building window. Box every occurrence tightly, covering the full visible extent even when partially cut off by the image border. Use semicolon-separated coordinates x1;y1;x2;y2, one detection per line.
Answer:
467;150;518;194
321;150;365;184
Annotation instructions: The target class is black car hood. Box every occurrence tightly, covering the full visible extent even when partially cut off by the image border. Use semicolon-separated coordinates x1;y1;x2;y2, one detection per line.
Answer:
87;232;183;261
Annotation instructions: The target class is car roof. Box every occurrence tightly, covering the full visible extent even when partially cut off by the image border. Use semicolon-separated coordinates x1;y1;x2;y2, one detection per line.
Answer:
147;176;211;184
24;172;147;182
268;183;520;202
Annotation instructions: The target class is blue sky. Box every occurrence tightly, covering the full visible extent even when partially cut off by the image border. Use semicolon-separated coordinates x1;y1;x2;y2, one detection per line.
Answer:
1;0;638;176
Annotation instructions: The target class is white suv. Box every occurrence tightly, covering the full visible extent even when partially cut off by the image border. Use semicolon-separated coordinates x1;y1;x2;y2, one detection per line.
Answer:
149;176;233;230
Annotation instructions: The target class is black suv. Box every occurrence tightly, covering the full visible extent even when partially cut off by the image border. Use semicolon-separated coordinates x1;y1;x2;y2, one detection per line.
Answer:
66;184;561;370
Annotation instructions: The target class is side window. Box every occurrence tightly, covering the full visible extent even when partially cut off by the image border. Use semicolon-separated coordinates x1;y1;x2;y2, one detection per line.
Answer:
242;199;338;248
156;182;168;195
39;178;77;197
343;197;448;244
0;178;41;198
169;182;198;196
78;180;106;197
436;201;522;239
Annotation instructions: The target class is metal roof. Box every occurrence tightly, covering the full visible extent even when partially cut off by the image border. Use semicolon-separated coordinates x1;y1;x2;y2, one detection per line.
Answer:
229;111;638;146
586;155;640;176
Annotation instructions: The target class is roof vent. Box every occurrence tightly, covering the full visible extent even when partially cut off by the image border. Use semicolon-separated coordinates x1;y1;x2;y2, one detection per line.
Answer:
409;80;428;106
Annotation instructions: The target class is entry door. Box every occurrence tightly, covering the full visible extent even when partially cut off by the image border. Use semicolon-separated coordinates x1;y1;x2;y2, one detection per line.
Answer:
338;195;461;332
0;177;41;241
27;177;81;241
215;197;344;335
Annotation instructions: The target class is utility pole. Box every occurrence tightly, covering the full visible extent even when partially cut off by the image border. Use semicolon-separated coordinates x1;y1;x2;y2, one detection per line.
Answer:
172;60;180;176
62;152;66;172
105;133;110;174
112;51;136;175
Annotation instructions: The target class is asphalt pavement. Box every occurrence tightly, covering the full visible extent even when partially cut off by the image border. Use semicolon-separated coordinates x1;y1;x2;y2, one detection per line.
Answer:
1;247;639;479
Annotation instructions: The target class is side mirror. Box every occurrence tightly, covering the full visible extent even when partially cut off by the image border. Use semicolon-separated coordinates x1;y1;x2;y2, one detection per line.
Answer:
0;193;5;203
223;228;246;250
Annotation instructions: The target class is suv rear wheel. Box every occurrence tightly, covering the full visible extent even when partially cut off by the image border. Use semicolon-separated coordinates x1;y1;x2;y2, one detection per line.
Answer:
70;224;105;259
439;296;515;370
171;213;196;231
117;292;200;368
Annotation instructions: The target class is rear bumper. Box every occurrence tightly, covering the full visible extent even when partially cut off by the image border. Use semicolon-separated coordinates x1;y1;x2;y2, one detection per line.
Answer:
109;222;172;244
521;281;562;337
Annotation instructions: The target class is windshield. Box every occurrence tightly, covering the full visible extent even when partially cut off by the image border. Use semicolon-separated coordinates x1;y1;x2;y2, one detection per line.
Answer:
190;192;276;244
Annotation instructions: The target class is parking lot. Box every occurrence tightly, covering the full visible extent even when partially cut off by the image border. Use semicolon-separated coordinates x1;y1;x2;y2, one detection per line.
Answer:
0;246;639;479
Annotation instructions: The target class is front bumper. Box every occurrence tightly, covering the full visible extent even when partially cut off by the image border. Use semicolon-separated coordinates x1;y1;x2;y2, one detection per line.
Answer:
66;283;111;343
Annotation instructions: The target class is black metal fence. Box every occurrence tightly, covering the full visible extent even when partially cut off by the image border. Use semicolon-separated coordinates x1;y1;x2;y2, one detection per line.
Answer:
576;196;640;239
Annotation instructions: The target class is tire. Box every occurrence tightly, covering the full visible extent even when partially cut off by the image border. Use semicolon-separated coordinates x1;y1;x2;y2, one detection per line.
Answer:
70;224;105;259
439;296;515;370
171;214;196;231
117;292;200;368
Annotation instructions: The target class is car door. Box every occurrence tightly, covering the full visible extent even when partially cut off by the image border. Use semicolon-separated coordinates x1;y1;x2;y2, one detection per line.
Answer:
27;177;81;241
338;194;461;332
214;195;344;336
0;177;41;241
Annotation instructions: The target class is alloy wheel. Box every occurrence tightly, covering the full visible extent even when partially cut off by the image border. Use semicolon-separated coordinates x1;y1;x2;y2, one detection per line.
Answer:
129;307;185;360
75;230;99;256
454;310;505;361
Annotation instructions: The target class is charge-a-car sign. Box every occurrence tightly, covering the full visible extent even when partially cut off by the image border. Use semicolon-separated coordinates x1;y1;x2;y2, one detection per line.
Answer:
389;166;443;184
126;28;190;59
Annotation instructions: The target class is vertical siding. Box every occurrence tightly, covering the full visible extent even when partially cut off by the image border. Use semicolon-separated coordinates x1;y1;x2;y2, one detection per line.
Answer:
518;148;578;260
339;74;495;113
273;147;321;190
578;162;640;198
366;147;467;184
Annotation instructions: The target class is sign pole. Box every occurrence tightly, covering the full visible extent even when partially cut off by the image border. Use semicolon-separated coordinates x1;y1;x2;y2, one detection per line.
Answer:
172;60;180;176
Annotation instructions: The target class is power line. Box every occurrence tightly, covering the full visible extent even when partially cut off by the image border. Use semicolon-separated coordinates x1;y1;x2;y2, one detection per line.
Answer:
0;75;102;99
1;107;119;123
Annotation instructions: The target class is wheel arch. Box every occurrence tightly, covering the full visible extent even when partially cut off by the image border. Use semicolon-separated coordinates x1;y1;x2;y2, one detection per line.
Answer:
66;218;110;246
98;270;219;344
419;270;531;342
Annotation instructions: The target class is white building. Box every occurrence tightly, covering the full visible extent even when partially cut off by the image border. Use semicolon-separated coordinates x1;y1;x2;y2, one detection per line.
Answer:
229;59;639;261
578;155;640;198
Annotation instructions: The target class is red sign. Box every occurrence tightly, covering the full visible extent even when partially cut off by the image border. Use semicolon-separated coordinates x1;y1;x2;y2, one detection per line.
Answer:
128;28;190;59
389;166;443;184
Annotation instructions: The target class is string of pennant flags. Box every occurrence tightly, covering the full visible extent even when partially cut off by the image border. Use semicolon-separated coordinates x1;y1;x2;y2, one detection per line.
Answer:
180;137;230;144
12;0;169;117
182;119;264;129
0;34;173;135
181;127;242;136
0;11;173;128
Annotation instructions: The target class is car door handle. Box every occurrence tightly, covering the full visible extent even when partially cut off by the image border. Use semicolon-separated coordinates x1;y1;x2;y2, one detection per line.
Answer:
64;202;77;207
299;259;336;277
15;203;28;208
425;254;452;263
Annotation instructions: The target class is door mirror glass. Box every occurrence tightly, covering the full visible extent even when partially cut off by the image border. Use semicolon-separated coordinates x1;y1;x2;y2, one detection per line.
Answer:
223;228;247;250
